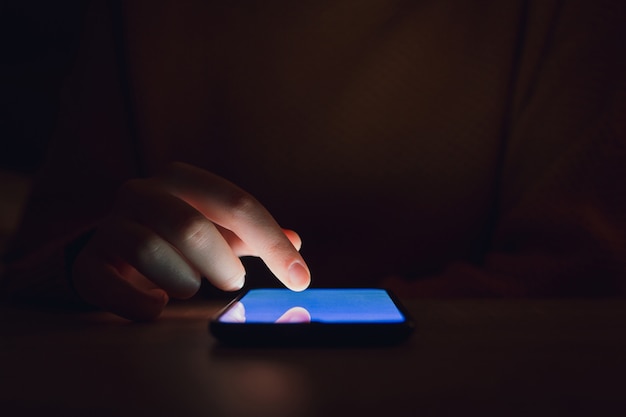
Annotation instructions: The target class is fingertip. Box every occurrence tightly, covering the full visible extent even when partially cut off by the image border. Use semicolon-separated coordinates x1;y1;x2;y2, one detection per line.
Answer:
287;262;311;291
215;270;246;292
229;273;246;292
169;274;202;299
148;288;170;305
125;289;169;321
72;255;170;322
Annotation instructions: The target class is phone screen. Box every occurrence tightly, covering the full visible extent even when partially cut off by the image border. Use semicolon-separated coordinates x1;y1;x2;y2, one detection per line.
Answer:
218;288;407;324
210;288;414;346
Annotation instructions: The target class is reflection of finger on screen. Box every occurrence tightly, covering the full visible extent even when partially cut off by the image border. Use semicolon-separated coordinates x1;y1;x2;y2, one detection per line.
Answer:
220;301;246;323
275;307;311;324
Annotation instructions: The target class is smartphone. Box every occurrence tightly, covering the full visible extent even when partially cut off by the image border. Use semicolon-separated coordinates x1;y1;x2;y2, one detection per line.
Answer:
209;288;414;346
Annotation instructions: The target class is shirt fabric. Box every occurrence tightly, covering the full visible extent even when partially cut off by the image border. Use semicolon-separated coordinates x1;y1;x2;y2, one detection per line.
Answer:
3;0;625;302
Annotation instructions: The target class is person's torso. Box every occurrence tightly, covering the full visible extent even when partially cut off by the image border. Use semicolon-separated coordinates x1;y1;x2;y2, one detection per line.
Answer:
122;0;523;285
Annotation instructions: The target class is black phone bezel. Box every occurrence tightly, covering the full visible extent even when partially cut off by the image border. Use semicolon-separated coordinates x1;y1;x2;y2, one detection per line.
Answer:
208;288;415;347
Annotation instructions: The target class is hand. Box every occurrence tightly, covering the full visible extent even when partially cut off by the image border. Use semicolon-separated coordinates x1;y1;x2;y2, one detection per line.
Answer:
72;162;310;320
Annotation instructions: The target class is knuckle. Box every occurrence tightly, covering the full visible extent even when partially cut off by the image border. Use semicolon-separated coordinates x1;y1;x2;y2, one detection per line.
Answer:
226;192;260;220
262;239;291;258
178;216;215;248
136;234;165;262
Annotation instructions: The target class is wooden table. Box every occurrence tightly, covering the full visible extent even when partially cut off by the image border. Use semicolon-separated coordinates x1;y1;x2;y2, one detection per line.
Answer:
1;298;625;417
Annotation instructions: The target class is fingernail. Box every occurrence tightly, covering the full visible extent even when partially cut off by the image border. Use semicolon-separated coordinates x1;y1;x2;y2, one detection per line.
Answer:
288;262;310;290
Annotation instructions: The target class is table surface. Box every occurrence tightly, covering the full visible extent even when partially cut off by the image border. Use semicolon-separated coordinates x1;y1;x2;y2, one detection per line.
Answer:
1;297;625;417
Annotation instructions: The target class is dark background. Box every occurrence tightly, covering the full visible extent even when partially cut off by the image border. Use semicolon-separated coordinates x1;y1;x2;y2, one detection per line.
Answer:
0;1;88;260
1;0;87;174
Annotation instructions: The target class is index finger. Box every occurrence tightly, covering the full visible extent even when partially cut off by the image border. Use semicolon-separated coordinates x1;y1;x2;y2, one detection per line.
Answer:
157;162;311;291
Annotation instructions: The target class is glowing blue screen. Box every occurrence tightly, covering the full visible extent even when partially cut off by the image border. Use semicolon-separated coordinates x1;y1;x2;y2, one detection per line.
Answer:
219;288;406;324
